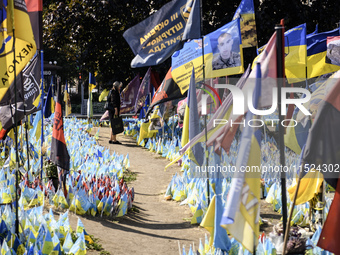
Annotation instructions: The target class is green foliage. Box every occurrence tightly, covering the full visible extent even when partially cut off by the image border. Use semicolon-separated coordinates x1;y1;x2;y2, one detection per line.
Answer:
92;92;99;102
70;93;82;105
123;170;137;184
0;157;6;168
44;160;58;178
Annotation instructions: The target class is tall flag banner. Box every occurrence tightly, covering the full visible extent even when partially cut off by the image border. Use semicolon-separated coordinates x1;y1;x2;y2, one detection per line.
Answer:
317;180;340;254
172;19;243;94
210;32;276;155
138;94;150;119
253;24;306;83
51;79;55;114
220;63;262;253
123;0;201;68
201;170;231;251
51;83;70;171
299;71;340;254
134;68;151;113
25;0;43;49
150;68;162;91
87;72;96;118
302;70;340;190
283;72;336;154
146;68;186;116
284;23;307;83
284;99;310;155
0;55;41;139
181;0;200;41
186;68;203;166
326;35;340;66
64;81;71;117
181;96;189;147
120;74;140;114
0;0;37;101
89;72;96;92
233;0;257;48
99;89;109;102
148;105;163;130
306;28;340;78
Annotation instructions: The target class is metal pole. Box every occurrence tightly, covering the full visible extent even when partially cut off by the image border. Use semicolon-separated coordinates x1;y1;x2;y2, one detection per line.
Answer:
40;50;44;178
282;162;304;254
275;21;288;238
200;0;210;205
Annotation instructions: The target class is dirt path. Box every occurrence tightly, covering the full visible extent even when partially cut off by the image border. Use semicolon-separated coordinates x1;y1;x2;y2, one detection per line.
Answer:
55;125;280;255
63;126;206;255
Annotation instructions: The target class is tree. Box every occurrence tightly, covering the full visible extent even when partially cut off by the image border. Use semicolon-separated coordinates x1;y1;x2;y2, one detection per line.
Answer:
43;0;340;89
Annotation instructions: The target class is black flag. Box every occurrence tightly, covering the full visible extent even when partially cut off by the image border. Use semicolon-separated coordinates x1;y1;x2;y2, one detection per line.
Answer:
0;56;41;140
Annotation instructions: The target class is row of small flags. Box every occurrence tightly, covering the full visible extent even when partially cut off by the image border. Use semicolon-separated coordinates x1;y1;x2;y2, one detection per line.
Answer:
0;116;134;253
0;206;91;255
123;115;335;254
180;226;334;255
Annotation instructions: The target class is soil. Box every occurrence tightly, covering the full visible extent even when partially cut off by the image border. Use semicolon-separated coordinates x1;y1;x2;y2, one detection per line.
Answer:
51;126;281;255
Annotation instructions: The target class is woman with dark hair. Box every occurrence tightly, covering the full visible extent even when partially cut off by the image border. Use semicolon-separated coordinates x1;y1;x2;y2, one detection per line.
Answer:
107;81;123;144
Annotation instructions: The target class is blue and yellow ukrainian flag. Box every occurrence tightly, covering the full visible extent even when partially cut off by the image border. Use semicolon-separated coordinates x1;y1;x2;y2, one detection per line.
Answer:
284;23;307;83
42;229;54;255
88;72;97;118
0;0;37;101
220;63;262;253
307;27;340;78
233;0;257;48
89;72;96;91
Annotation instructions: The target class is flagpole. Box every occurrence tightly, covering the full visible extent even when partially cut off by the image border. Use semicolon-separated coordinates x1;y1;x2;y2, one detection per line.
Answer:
9;8;20;235
282;161;304;254
40;50;45;178
200;0;210;205
23;71;30;182
275;20;288;238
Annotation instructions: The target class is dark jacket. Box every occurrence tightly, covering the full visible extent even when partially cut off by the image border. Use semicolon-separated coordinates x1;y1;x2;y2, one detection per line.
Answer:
107;88;121;113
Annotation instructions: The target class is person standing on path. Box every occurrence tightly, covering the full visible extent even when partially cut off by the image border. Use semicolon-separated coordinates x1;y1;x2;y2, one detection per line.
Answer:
107;81;123;144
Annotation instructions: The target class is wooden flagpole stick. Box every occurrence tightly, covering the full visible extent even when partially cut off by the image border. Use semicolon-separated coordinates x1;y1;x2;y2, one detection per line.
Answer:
40;49;45;178
282;162;304;254
200;0;210;206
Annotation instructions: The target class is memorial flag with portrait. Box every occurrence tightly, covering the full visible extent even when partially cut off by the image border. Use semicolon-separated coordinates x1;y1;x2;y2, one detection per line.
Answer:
171;19;243;94
123;0;201;68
